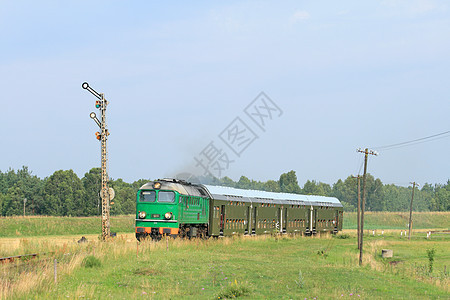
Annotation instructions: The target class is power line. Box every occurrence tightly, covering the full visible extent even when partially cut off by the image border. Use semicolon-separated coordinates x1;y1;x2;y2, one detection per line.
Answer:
357;158;364;176
376;135;450;151
371;130;450;151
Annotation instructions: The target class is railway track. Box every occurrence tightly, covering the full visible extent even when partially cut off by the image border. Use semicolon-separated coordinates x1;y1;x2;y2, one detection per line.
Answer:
0;253;40;264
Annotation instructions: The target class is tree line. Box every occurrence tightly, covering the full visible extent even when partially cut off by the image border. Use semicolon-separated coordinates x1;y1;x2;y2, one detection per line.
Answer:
0;167;448;217
0;167;147;217
206;171;449;212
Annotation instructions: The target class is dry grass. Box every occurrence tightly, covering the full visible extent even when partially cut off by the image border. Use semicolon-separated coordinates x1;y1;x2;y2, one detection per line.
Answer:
363;240;388;271
1;232;448;298
0;234;120;299
1;259;52;299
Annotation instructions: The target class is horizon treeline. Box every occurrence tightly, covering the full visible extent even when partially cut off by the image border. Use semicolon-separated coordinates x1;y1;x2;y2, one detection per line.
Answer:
0;167;448;217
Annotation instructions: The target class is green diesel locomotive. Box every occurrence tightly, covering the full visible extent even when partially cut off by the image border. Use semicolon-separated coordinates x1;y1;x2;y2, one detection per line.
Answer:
135;179;343;240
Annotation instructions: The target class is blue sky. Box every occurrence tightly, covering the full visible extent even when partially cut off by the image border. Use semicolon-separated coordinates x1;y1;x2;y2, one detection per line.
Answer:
1;0;449;186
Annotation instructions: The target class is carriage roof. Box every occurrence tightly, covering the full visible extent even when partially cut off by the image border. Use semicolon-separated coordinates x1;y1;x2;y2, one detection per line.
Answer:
203;185;343;207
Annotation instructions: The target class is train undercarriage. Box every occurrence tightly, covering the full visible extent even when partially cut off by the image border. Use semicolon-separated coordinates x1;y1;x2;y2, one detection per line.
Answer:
136;224;208;241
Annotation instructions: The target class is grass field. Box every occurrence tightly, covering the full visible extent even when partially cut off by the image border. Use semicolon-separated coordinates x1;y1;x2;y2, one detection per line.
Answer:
0;212;448;238
1;234;449;299
0;212;449;299
0;215;134;238
343;211;450;230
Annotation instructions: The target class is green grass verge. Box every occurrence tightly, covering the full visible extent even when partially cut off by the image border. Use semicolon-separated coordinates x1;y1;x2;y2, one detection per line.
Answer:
0;215;134;237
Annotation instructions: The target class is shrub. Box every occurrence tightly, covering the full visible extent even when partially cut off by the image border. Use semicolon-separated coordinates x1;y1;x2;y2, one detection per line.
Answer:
335;234;351;239
82;255;102;268
217;281;250;299
426;248;436;273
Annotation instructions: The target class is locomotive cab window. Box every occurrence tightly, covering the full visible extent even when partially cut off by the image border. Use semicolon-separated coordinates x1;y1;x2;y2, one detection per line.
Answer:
158;191;175;203
140;191;156;202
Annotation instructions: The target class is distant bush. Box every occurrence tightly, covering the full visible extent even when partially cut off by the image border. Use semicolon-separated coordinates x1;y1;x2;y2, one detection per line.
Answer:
82;255;102;268
335;234;351;239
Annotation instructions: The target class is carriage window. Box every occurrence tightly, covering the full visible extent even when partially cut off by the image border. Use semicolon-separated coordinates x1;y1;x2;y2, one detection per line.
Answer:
140;191;156;202
158;191;175;203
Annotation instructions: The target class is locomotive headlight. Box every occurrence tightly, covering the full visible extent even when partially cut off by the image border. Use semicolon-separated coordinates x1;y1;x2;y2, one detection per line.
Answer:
153;182;161;189
164;212;172;220
138;211;147;219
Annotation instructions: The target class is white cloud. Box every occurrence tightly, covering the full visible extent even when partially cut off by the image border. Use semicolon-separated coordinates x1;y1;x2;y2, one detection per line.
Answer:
409;0;438;14
381;0;445;16
290;10;310;23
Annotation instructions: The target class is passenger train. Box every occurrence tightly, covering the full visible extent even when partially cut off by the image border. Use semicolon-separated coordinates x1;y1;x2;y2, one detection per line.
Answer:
135;179;343;240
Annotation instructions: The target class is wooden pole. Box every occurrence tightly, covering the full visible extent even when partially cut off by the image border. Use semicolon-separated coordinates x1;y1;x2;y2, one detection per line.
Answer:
408;182;418;240
356;148;377;266
357;176;361;249
352;175;361;250
359;149;368;266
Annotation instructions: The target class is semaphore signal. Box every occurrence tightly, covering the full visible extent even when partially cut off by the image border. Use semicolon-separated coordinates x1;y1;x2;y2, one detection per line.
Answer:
82;82;114;241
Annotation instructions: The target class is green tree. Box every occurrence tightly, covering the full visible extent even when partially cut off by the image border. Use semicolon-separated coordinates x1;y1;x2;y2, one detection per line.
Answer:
279;171;301;194
82;168;101;216
42;170;85;216
0;167;44;216
0;170;6;194
221;176;235;187
264;180;280;192
316;182;332;196
332;177;355;202
382;184;404;211
132;179;151;191
237;176;252;190
366;177;384;211
250;179;264;191
421;183;435;211
110;178;136;215
2;186;24;216
435;184;450;211
302;180;328;195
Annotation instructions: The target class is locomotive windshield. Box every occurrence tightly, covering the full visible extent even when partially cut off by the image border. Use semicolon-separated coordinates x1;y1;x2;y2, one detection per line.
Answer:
158;191;175;203
140;191;156;202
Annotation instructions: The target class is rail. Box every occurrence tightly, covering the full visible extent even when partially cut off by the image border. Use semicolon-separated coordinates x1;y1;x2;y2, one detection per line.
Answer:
0;253;39;264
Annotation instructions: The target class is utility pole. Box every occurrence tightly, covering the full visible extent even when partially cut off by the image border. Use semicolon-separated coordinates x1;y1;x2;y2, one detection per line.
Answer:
23;198;27;217
82;82;114;241
352;175;361;249
408;182;419;240
356;148;378;266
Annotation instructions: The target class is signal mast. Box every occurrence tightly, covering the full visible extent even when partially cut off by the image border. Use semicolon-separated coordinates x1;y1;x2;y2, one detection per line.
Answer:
82;82;114;241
